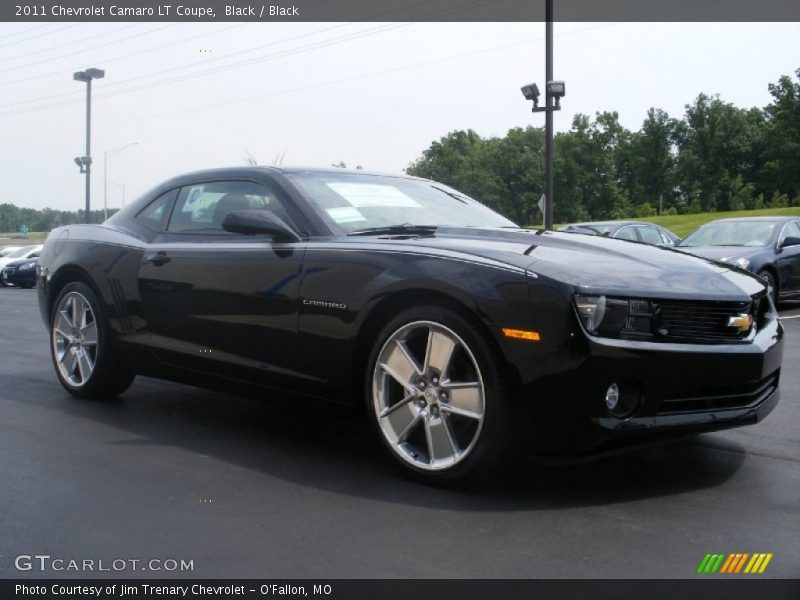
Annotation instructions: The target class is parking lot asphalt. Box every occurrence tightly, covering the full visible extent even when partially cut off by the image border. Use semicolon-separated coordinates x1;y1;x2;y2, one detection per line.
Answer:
0;286;798;579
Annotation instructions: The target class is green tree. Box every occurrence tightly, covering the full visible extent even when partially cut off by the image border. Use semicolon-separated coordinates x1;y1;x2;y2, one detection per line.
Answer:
760;69;800;200
621;108;679;213
552;112;631;222
675;93;765;212
407;70;796;225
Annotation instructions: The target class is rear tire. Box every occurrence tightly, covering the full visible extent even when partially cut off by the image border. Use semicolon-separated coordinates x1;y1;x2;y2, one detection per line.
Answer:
50;282;135;399
365;305;520;486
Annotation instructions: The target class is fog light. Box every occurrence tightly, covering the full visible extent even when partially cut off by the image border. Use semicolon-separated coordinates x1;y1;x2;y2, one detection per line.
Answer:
605;383;620;411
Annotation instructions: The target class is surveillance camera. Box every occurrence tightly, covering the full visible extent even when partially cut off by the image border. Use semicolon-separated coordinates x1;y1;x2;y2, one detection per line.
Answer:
74;157;83;167
520;83;540;102
547;81;566;98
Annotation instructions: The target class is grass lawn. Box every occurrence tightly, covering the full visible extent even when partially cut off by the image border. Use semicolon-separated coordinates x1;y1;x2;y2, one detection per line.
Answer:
0;231;49;247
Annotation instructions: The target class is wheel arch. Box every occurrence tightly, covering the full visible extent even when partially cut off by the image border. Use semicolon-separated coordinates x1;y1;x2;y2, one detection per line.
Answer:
46;265;104;324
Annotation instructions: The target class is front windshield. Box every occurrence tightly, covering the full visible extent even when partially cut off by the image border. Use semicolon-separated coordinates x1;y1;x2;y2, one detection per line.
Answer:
6;246;32;258
678;221;777;248
287;172;517;233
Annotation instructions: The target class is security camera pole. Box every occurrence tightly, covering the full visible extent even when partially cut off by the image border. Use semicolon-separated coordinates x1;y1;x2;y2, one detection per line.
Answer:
520;0;564;230
543;0;554;231
73;68;105;224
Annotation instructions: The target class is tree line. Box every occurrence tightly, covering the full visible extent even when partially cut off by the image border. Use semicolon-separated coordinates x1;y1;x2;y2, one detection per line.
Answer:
0;204;116;234
407;68;800;225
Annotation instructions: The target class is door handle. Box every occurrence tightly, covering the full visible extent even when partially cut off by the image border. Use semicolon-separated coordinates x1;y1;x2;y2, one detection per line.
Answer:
144;251;171;266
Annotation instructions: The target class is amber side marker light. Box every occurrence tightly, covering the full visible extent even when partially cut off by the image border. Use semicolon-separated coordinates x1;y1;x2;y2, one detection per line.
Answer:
502;328;541;341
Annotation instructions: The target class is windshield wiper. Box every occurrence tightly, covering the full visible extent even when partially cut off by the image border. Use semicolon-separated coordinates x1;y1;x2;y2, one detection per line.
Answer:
347;224;438;237
431;186;468;204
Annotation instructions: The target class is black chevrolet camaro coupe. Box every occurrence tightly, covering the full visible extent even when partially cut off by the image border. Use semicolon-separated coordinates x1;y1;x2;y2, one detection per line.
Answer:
37;167;783;483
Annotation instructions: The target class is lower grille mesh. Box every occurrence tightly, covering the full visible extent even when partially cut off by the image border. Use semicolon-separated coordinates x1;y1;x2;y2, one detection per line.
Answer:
660;371;779;414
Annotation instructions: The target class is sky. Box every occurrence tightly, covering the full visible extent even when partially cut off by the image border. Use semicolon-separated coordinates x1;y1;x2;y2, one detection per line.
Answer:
0;21;798;212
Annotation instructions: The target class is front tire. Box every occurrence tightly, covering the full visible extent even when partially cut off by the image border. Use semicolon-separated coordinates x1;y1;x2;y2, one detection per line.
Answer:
366;306;519;485
758;270;778;305
50;282;135;399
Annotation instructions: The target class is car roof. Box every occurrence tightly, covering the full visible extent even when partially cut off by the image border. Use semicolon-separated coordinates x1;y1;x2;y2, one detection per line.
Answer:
169;165;426;181
568;220;654;228
702;216;797;224
7;255;38;263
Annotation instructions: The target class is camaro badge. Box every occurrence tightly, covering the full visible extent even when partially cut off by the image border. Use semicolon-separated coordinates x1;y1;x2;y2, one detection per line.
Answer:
727;313;753;333
302;299;347;311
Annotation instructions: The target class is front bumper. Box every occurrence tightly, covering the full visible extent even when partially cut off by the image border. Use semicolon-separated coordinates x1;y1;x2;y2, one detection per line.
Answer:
522;313;784;456
1;266;36;286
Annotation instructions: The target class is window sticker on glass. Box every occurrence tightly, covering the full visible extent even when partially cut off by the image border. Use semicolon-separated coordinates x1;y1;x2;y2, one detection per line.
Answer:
326;183;421;208
326;206;367;224
186;186;203;205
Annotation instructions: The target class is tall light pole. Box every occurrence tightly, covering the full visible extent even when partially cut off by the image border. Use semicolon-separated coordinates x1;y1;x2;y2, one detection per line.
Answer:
107;179;126;210
104;142;138;220
520;0;565;230
73;68;104;224
543;0;554;231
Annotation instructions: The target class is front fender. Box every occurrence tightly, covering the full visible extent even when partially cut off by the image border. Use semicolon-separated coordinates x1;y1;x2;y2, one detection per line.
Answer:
296;243;546;401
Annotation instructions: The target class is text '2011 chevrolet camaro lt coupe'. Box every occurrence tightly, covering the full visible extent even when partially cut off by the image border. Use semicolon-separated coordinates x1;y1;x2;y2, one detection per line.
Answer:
37;167;783;484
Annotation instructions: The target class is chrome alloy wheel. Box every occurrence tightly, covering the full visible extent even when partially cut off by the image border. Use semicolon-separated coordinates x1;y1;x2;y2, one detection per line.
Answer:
372;321;486;471
52;291;98;387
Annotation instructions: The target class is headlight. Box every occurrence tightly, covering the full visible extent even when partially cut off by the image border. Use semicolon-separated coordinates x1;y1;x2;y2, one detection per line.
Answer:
722;256;750;270
574;295;631;336
19;262;36;271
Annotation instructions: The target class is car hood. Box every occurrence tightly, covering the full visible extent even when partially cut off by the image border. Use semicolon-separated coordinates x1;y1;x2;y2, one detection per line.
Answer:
4;258;38;267
352;227;765;301
0;256;25;268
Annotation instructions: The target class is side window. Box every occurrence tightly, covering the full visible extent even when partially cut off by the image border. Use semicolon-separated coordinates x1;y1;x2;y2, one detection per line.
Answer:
615;226;638;241
778;221;800;245
167;181;291;233
637;226;664;245
136;190;176;231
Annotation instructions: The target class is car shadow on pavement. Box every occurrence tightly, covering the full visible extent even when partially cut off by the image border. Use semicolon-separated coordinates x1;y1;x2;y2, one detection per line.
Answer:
4;370;747;512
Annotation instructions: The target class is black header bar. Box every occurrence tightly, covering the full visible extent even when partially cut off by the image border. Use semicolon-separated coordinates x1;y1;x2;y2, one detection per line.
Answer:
3;0;800;23
2;579;800;600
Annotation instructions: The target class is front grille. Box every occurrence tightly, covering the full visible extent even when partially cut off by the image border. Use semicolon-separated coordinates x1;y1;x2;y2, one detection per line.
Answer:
653;299;761;344
4;267;15;275
660;371;779;414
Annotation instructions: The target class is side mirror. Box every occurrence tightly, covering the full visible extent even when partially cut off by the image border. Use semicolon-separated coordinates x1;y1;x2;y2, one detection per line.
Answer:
222;210;301;242
780;236;800;249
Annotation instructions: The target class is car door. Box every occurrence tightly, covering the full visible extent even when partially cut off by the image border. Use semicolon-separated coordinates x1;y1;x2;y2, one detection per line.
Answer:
775;221;800;296
137;178;308;388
